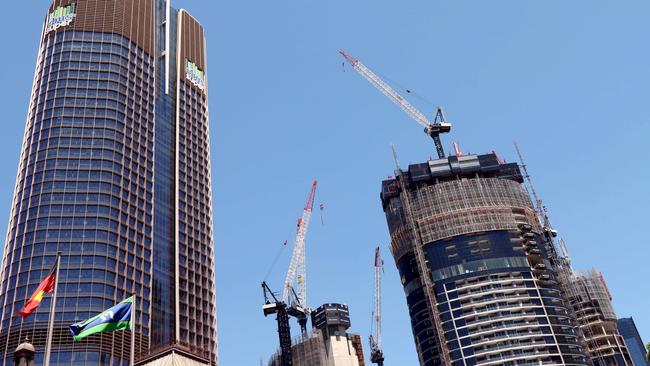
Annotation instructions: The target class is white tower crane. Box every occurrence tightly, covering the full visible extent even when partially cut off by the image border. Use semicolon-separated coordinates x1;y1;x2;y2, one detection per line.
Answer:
340;50;452;159
370;246;384;366
283;180;317;334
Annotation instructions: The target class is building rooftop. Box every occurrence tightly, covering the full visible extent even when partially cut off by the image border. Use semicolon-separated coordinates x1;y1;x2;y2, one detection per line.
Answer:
311;303;351;330
381;152;523;207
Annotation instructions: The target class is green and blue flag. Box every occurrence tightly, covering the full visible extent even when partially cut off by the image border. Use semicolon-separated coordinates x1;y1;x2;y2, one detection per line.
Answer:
69;296;133;342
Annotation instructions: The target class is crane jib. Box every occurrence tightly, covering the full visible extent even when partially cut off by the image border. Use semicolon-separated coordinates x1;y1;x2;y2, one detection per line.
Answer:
340;50;452;158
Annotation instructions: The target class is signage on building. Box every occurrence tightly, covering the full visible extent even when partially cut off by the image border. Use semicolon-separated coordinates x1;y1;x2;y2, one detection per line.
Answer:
45;4;77;33
185;60;205;91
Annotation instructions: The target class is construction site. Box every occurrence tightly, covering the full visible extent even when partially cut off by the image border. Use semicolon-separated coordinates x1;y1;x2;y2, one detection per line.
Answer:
259;180;381;366
362;48;635;365
259;50;639;366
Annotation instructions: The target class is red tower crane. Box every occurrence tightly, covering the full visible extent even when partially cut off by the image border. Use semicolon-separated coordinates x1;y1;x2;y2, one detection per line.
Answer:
283;180;317;335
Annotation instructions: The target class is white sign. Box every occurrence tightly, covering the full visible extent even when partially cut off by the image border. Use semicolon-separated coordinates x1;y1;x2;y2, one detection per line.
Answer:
46;4;77;33
185;60;205;91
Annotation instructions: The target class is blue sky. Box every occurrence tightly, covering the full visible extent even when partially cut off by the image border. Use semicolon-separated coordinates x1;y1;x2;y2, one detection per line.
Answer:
1;1;649;364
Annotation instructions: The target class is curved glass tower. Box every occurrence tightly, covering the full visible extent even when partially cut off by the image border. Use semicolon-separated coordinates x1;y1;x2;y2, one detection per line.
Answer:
0;1;217;365
381;153;590;366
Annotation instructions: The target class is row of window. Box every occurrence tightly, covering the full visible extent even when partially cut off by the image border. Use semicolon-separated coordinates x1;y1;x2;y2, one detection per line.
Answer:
46;30;150;61
27;160;148;181
50;60;127;75
39;78;134;100
2;351;127;365
34;148;126;163
33;116;136;131
40;42;152;70
41;95;135;110
43;125;128;139
29;183;119;198
45;136;142;153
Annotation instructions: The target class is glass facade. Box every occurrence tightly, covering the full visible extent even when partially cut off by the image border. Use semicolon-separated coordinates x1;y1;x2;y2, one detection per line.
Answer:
151;2;177;350
0;1;217;365
618;318;649;366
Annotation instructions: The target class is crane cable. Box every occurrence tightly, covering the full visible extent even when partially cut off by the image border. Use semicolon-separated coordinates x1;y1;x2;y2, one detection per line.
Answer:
342;57;440;111
263;240;288;282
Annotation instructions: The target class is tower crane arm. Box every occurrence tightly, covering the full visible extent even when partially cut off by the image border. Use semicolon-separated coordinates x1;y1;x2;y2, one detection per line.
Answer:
340;51;430;130
340;50;451;159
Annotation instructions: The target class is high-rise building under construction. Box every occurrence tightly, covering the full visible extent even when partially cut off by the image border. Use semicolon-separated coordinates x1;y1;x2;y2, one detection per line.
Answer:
380;152;591;365
564;269;632;365
0;0;217;364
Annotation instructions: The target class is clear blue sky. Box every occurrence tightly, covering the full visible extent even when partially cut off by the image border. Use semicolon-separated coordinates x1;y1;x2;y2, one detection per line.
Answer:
1;1;649;364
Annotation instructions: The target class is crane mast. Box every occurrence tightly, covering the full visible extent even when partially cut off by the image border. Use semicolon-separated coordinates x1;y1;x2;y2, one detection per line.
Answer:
282;180;317;332
370;247;384;366
262;281;293;366
340;50;451;159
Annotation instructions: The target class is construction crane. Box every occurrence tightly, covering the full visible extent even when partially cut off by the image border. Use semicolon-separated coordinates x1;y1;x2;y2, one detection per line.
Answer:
513;141;545;222
513;141;561;258
369;247;385;366
282;180;317;335
262;281;293;366
340;50;452;159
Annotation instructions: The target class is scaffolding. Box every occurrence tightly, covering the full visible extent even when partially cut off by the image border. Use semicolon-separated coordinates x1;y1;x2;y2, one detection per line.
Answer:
387;168;594;365
515;143;630;366
390;177;541;263
563;270;633;366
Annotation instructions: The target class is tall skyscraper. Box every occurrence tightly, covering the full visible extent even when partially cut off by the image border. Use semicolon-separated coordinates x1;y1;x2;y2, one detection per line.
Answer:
0;1;217;364
380;152;590;365
618;317;649;366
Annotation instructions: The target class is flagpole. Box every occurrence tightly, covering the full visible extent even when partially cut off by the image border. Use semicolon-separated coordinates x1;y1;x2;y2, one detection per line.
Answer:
44;252;61;366
131;293;135;366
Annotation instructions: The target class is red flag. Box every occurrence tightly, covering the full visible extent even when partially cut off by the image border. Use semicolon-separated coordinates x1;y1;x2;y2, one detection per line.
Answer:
18;264;57;318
